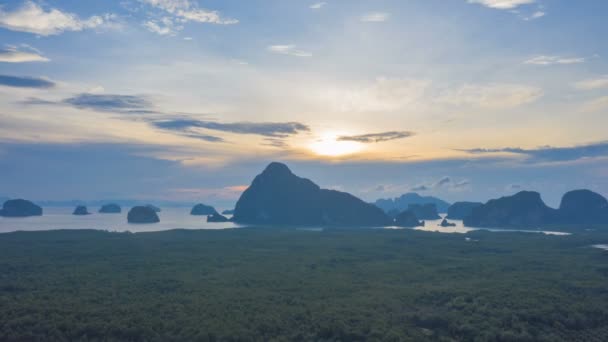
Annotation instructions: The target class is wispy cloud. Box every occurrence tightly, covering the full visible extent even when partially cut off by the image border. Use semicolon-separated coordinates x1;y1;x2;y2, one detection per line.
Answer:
524;55;586;66
361;12;390;22
439;83;543;109
410;176;470;192
0;1;115;36
143;17;181;35
0;75;55;89
467;0;535;10
310;2;327;10
574;76;608;90
152;119;310;138
0;44;49;63
581;96;608;113
63;93;153;113
268;45;312;57
461;141;608;162
138;0;237;35
337;131;415;143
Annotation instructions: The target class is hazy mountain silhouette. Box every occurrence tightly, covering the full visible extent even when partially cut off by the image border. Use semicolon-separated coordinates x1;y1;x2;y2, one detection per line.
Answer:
394;210;424;227
556;189;608;224
375;193;450;213
464;189;608;228
233;162;390;226
447;202;483;220
464;191;554;228
0;199;42;217
408;203;441;220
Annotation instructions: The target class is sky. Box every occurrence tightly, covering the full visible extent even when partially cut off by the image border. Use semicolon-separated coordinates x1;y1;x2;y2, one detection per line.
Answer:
1;0;607;208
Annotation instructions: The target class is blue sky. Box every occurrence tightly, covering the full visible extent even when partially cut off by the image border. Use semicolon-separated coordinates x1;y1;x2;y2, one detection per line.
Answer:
1;0;607;207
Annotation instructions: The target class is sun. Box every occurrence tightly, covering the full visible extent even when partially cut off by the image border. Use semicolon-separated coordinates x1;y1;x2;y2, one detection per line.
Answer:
309;132;363;157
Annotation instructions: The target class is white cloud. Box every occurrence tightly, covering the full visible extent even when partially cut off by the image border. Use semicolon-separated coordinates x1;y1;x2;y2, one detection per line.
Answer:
0;44;49;63
527;11;545;19
268;45;312;57
139;0;238;29
439;83;543;109
183;37;193;41
0;1;114;36
361;12;390;22
310;2;327;10
143;17;181;35
467;0;535;10
574;76;608;90
524;55;585;65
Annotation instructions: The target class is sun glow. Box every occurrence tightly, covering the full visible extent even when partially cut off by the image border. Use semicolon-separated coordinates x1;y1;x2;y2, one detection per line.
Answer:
309;133;363;157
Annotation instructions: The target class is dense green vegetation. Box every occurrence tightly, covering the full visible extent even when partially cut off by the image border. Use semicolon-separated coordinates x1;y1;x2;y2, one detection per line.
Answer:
1;227;608;341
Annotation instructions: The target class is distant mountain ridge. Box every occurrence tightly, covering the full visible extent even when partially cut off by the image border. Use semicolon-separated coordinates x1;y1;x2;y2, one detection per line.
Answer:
464;189;608;228
233;162;391;226
374;193;451;213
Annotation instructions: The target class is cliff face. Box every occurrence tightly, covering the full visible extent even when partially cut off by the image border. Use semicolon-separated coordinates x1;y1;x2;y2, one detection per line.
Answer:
464;189;608;228
447;202;483;220
556;190;608;224
464;191;555;228
233;162;390;226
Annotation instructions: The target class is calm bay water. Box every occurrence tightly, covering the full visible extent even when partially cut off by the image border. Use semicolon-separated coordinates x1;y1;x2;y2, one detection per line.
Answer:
0;208;570;235
0;207;241;233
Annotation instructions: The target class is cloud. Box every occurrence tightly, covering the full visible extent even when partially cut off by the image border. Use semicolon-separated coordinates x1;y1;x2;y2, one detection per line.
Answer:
324;77;431;112
467;0;535;10
361;12;390;22
574;76;608;90
435;176;452;188
0;1;114;36
453;180;471;188
0;44;49;63
439;83;542;109
63;93;153;112
139;0;238;35
410;185;429;192
525;11;545;20
310;2;327;9
524;55;585;66
143;17;181;35
337;131;415;143
461;141;608;163
152;119;310;138
268;45;312;57
581;96;608;113
0;75;54;88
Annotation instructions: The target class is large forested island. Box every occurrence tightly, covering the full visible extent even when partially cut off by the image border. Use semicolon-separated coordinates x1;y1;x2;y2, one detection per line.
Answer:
1;227;608;341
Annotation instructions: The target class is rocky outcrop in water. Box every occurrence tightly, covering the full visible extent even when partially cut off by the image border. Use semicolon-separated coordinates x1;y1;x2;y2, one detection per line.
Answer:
232;162;391;226
207;213;230;223
99;204;121;214
191;204;218;216
127;206;160;224
146;204;161;213
0;199;42;217
394;210;424;227
73;206;90;216
440;218;456;227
